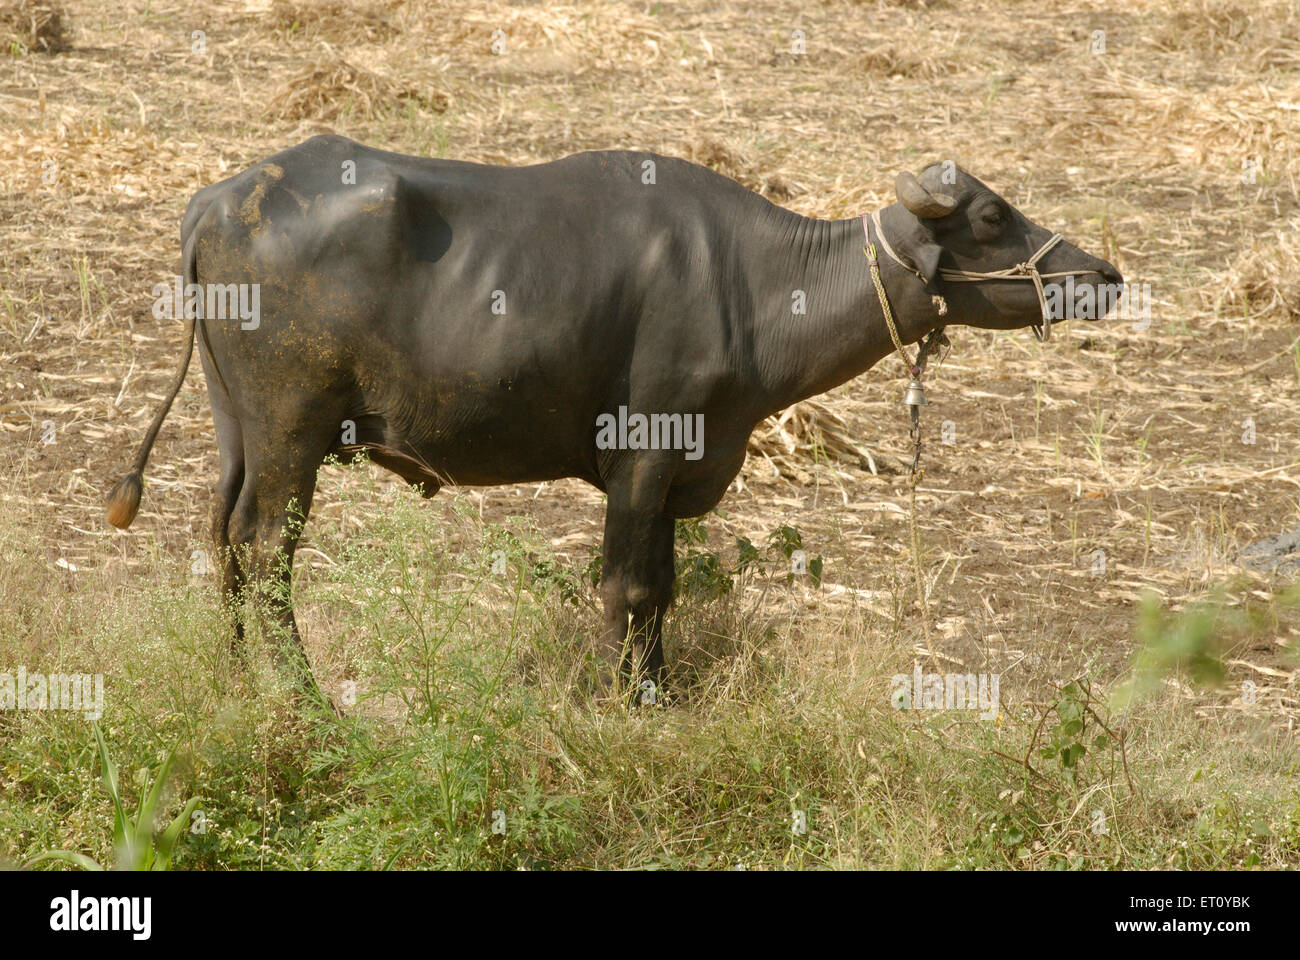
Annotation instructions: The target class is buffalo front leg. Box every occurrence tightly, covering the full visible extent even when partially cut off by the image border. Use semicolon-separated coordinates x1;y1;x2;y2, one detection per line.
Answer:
600;495;675;697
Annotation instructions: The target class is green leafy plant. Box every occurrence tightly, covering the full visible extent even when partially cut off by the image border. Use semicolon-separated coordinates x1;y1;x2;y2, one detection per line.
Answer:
673;520;826;600
1038;682;1107;772
25;723;200;871
675;517;734;600
767;525;824;587
1113;591;1229;708
529;557;584;606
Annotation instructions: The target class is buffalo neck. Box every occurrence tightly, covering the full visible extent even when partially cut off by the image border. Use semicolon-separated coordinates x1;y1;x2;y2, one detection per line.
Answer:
746;202;939;417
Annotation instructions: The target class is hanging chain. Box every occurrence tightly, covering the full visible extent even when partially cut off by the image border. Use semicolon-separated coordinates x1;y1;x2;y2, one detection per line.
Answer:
863;238;948;480
907;329;948;477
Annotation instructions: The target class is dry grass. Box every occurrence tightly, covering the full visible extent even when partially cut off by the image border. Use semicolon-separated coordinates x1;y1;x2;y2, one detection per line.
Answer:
0;0;71;54
1213;223;1300;321
264;46;451;121
263;0;401;44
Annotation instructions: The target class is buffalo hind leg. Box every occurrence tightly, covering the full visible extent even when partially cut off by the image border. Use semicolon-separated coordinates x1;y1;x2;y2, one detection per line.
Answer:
209;404;247;664
227;455;323;695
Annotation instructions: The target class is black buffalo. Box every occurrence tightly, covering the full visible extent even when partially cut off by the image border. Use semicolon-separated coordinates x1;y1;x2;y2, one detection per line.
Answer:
108;135;1121;692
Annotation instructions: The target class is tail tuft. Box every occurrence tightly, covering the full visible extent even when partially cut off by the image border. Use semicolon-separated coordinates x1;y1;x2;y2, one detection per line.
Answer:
106;471;143;529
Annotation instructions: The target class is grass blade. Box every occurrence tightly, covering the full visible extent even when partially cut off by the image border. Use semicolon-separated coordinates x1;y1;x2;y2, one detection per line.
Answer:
23;850;105;871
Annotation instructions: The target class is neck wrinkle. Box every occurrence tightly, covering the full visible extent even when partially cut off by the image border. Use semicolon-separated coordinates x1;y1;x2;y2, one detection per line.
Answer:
751;203;934;417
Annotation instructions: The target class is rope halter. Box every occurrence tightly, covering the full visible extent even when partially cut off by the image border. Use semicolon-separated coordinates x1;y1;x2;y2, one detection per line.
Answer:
865;209;1069;342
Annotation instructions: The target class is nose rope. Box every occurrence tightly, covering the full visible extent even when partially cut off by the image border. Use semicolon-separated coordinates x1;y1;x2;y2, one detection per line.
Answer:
867;209;1069;342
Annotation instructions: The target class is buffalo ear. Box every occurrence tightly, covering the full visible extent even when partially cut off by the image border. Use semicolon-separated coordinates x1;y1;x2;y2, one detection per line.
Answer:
907;241;945;294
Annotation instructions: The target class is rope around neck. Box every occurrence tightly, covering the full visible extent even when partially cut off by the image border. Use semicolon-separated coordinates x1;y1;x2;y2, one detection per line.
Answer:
861;214;947;381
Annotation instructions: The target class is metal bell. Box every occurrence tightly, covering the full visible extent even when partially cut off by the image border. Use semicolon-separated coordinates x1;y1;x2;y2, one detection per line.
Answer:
902;378;929;407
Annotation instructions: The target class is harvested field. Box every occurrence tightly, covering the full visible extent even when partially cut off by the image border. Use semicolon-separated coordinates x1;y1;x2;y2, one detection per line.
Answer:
1;0;1298;876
